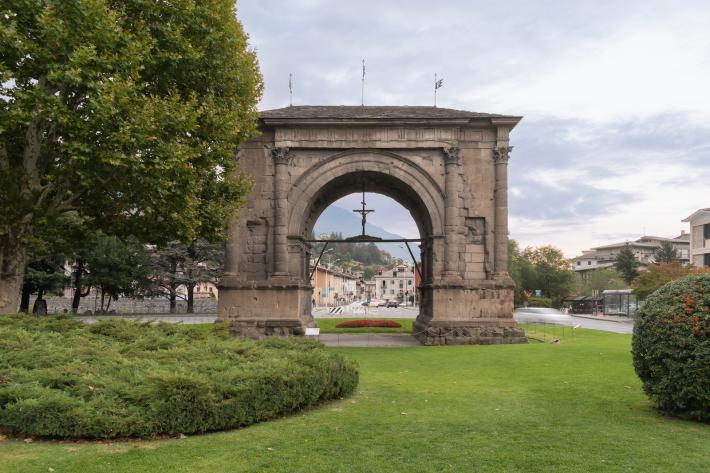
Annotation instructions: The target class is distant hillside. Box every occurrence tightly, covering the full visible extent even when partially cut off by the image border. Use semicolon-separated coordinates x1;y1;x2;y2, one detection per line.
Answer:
313;205;419;262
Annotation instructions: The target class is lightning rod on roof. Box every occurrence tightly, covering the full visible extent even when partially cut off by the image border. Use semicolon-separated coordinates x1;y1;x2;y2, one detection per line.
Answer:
288;73;293;107
361;59;366;106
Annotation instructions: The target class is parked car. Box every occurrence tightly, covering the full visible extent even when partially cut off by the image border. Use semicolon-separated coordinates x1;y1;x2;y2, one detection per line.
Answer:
376;300;388;307
386;301;399;308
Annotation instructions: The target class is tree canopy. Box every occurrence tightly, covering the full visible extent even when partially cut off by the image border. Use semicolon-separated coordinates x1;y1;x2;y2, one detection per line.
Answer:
655;240;678;263
615;244;640;284
633;263;710;300
508;241;576;307
575;268;626;297
0;0;262;312
83;234;151;312
148;239;224;313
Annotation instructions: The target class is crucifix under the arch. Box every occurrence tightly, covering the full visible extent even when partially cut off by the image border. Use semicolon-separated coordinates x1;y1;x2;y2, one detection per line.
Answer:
353;191;374;237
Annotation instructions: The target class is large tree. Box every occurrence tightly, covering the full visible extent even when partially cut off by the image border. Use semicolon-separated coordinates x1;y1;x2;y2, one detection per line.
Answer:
148;239;223;313
508;241;576;307
655;240;678;263
520;245;576;306
575;268;626;297
615;244;640;284
508;239;532;305
84;234;151;313
0;0;262;312
20;253;66;313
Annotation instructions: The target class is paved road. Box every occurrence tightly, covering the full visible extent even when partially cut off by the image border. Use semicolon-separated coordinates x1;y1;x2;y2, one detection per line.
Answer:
513;311;633;334
318;333;420;347
313;305;418;319
72;307;633;337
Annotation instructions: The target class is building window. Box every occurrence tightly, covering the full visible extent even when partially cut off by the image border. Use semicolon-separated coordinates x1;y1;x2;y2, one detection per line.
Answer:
577;261;580;266
588;261;592;265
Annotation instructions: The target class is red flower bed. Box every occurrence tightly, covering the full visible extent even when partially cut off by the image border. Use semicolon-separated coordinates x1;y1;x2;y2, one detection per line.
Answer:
335;319;402;328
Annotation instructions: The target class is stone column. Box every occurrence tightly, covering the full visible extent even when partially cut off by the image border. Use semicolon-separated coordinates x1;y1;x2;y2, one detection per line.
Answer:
442;147;461;280
493;146;512;278
271;147;291;279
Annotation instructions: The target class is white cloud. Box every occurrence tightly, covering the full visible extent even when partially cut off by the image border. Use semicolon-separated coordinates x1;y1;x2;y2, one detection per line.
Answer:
468;11;710;122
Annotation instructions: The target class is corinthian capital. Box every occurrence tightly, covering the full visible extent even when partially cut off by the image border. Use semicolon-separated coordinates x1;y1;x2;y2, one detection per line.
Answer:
271;147;293;165
443;146;460;165
492;146;513;164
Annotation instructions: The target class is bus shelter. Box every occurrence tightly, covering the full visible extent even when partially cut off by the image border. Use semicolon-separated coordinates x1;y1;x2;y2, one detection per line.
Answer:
602;289;638;317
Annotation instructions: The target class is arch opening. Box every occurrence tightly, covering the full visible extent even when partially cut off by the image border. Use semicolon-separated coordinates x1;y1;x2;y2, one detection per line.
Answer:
299;170;437;284
304;170;433;242
310;191;422;310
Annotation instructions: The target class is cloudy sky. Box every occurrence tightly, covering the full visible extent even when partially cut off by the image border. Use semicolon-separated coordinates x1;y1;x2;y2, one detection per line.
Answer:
239;0;710;257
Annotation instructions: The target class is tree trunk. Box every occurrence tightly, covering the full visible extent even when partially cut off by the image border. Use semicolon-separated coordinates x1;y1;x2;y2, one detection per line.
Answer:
72;259;85;314
187;284;195;313
169;289;177;314
0;233;27;314
32;287;47;315
19;283;32;313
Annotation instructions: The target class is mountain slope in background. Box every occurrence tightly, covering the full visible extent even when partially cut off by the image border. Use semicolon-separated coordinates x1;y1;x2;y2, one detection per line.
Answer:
313;206;419;262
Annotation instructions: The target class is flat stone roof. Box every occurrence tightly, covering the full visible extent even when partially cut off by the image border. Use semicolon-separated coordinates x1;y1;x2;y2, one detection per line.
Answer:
260;105;518;120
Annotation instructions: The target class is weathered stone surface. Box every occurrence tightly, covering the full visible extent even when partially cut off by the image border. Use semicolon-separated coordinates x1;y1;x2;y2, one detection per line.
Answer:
220;105;526;344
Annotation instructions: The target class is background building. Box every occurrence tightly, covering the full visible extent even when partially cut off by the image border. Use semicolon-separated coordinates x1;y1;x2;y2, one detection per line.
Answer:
683;208;710;267
374;263;417;305
573;232;690;277
309;263;360;306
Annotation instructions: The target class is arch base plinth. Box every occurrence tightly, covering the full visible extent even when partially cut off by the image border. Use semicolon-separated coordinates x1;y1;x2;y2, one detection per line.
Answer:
217;278;315;339
412;282;528;345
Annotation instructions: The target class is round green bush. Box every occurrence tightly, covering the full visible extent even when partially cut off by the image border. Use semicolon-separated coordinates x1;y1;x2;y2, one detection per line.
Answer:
631;274;710;421
0;316;358;438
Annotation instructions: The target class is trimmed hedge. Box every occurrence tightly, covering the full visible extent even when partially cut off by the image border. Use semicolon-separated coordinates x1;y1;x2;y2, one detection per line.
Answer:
631;274;710;421
0;316;358;438
335;319;402;328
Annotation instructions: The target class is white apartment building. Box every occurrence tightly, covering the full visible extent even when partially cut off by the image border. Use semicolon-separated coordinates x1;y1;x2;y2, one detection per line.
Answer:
682;208;710;267
573;232;690;276
374;264;416;305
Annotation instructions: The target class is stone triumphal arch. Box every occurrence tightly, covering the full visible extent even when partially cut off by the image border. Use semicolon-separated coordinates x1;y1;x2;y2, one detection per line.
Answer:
218;106;527;345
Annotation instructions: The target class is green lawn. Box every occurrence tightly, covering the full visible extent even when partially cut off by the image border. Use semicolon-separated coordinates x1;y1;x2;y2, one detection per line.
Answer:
316;317;415;333
1;329;709;473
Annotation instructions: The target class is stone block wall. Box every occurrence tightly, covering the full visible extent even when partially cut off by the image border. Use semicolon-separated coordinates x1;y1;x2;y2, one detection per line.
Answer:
25;295;218;315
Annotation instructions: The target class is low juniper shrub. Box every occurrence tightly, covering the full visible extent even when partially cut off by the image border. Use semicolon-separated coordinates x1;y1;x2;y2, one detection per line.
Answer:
0;316;358;438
